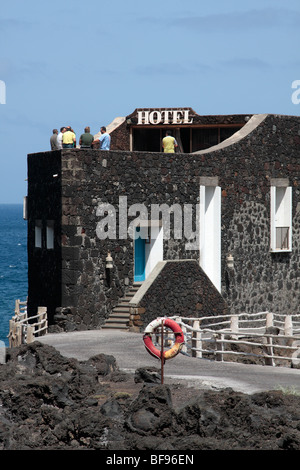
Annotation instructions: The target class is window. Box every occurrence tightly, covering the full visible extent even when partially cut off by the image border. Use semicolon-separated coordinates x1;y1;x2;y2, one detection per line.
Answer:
46;220;54;249
35;220;42;248
35;219;55;249
270;180;292;252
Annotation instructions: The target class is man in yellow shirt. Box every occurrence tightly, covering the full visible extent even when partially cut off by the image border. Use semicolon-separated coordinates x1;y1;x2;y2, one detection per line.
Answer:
162;131;178;153
62;126;76;148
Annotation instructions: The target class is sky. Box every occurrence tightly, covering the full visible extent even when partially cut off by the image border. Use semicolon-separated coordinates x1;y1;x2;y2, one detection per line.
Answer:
0;0;300;203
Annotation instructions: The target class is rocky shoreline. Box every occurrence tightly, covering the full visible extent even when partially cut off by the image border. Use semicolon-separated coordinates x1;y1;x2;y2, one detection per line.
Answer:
0;341;300;450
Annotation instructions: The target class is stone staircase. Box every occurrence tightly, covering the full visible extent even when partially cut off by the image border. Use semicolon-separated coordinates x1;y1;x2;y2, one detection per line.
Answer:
102;283;142;330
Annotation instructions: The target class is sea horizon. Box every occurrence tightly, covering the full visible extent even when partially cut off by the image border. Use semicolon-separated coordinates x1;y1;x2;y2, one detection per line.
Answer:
0;203;28;346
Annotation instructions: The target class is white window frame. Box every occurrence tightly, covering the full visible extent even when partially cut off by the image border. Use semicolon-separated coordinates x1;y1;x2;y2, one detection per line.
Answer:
270;181;292;253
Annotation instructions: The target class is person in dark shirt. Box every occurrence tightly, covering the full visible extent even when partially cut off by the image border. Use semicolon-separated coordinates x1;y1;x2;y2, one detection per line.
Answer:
50;129;59;150
79;126;94;148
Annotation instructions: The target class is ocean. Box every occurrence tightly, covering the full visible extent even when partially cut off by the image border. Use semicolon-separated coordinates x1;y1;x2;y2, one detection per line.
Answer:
0;204;28;346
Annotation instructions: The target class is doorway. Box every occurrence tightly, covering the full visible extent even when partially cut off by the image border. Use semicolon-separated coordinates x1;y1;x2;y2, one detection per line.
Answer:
133;222;163;283
134;227;146;282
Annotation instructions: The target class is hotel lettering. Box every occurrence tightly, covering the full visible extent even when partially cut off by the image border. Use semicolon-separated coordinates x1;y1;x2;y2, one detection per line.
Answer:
137;109;194;125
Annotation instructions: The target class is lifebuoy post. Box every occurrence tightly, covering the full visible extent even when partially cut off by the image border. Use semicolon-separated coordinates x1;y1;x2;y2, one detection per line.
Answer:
143;317;185;384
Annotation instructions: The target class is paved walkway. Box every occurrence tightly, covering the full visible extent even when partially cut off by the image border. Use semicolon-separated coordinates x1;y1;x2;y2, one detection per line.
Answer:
39;329;300;395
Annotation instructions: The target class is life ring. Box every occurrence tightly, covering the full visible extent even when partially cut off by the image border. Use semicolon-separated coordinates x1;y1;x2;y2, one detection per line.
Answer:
143;318;185;361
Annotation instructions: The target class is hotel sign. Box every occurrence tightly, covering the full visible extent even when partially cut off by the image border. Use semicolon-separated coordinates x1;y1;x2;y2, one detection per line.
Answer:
137;109;193;125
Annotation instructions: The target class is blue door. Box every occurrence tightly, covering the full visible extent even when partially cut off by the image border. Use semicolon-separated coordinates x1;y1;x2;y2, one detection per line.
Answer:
134;227;145;282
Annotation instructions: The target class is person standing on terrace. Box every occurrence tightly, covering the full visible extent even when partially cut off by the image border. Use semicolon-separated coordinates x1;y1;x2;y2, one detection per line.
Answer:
79;126;94;148
93;126;111;150
162;130;178;153
62;126;76;148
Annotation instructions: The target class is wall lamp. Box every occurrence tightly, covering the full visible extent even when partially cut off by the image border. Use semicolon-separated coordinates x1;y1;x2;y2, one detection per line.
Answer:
226;253;234;270
106;252;113;269
105;252;113;287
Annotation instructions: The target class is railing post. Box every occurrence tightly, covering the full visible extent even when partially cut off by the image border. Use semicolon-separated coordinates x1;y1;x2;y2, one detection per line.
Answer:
216;333;224;362
181;323;187;354
266;311;274;329
263;336;274;366
8;320;13;348
284;315;293;336
175;317;187;354
26;326;35;344
230;315;239;339
15;299;20;316
16;324;22;347
192;320;202;358
37;306;47;336
291;340;300;367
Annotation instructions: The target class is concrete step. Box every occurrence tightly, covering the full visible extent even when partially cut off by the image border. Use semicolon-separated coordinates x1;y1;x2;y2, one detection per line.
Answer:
102;283;143;329
112;308;130;315
102;324;128;330
104;318;129;325
109;313;130;320
102;316;129;328
115;302;131;307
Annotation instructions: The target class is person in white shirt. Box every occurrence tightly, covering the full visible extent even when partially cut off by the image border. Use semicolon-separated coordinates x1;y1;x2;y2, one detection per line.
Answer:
56;127;65;150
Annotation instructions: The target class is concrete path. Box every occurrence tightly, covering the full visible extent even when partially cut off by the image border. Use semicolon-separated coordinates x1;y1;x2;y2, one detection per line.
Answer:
39;329;300;395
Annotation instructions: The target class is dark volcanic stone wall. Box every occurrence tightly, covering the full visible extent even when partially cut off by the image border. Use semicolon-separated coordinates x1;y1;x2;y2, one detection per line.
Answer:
130;261;228;329
27;114;300;330
110;120;130;151
56;147;201;329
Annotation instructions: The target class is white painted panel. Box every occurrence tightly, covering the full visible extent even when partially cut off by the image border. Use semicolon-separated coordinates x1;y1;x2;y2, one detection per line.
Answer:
200;186;221;292
145;225;163;279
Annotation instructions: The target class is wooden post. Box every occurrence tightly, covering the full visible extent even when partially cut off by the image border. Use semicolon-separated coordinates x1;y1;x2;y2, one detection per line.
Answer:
38;306;47;336
8;320;13;348
291;340;300;367
38;306;47;314
263;335;274;366
266;312;273;329
16;324;22;346
15;299;20;316
181;323;187;354
12;322;17;347
284;315;293;336
192;320;202;358
175;316;186;353
10;322;17;347
26;326;35;344
264;313;275;366
230;315;239;339
216;333;224;362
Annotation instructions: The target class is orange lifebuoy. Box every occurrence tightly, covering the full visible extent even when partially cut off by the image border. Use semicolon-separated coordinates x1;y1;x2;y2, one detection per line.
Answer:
143;318;185;361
